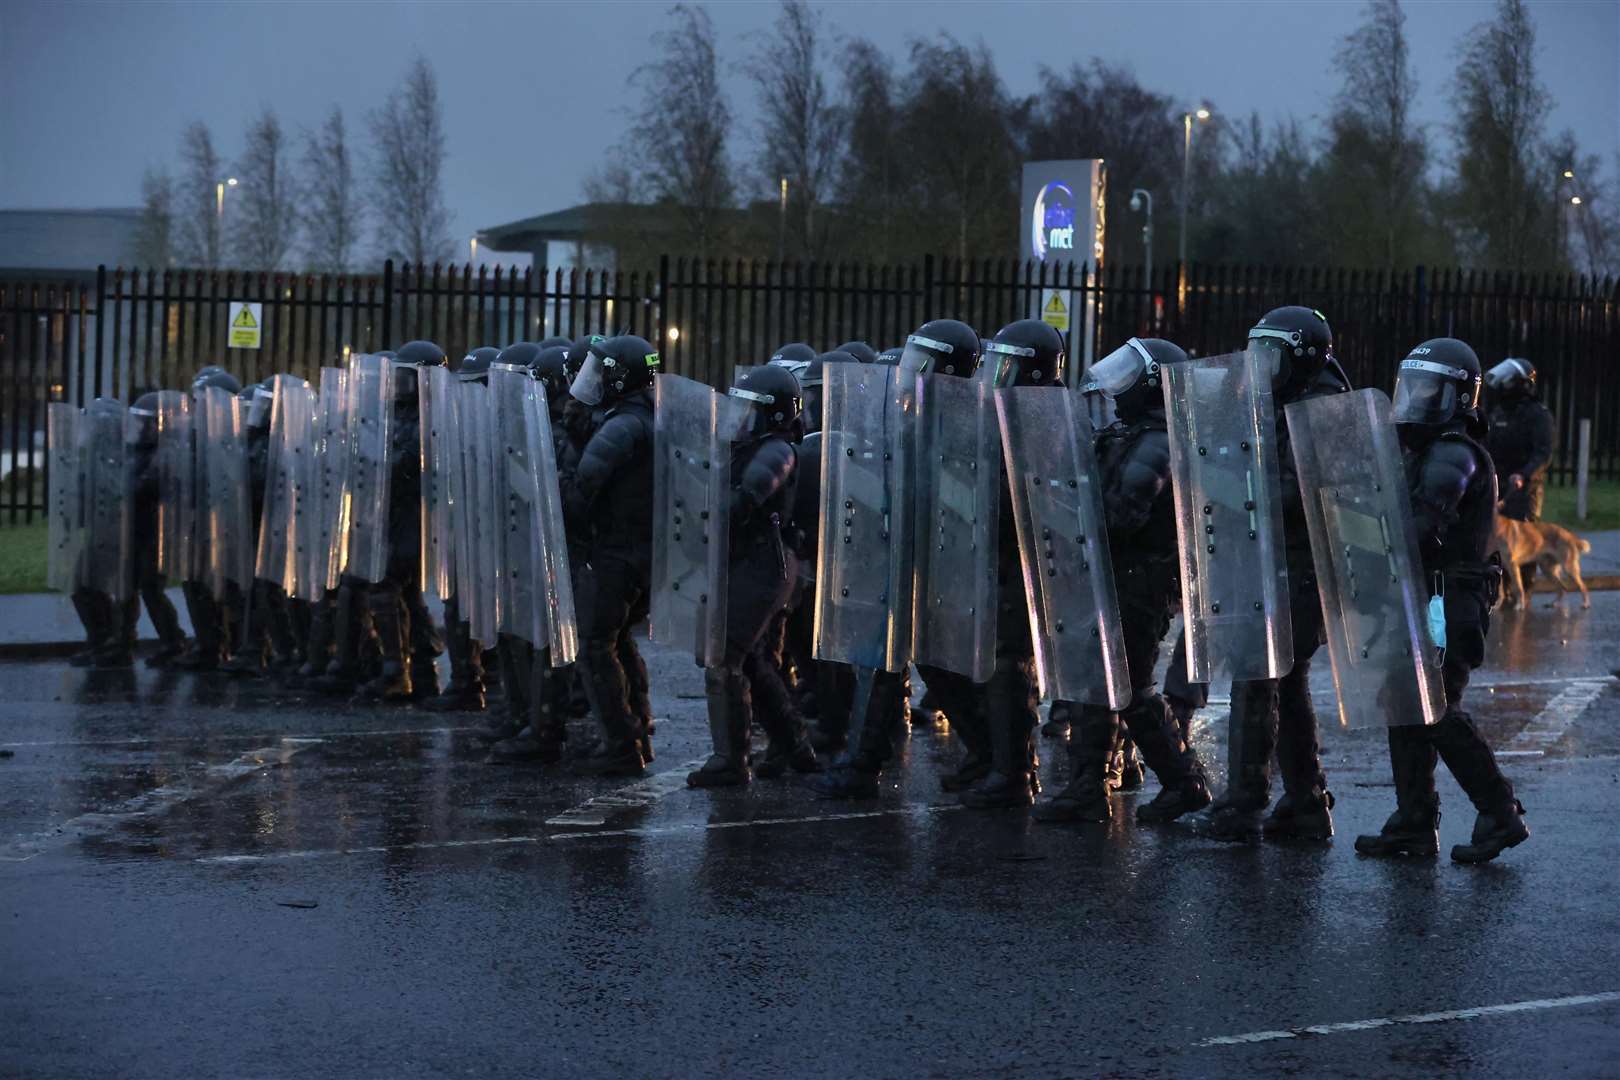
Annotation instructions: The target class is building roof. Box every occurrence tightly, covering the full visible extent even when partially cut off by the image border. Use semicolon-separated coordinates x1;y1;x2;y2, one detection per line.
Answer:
0;208;141;272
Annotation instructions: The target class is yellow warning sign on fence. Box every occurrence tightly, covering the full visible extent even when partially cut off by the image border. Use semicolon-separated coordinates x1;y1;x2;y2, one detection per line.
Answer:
1040;289;1069;333
228;301;262;349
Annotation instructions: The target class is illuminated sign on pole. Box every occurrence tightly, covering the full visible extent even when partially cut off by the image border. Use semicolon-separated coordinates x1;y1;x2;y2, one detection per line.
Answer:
1019;160;1105;376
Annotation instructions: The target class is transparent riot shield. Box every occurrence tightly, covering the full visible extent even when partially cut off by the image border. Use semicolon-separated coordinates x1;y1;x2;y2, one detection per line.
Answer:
152;390;194;584
523;381;578;664
995;385;1129;709
199;386;253;599
419;365;459;601
303;367;351;598
343;353;394;583
82;398;131;602
1163;349;1293;682
254;375;316;594
46;403;84;593
490;364;547;646
1286;389;1444;729
650;373;744;667
813;363;916;673
455;380;500;648
911;372;1000;683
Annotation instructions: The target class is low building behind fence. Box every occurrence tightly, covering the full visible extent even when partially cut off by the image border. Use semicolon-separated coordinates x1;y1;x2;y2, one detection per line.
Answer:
2;257;1617;522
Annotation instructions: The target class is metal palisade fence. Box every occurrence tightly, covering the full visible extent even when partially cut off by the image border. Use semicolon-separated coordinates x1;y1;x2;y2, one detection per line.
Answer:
2;257;1617;522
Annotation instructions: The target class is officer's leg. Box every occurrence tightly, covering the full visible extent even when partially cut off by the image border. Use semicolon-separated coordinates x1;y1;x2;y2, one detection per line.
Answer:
811;661;854;753
223;582;274;676
426;594;485;711
689;641;754;788
1265;579;1334;840
1209;676;1279;841
1162;632;1209;746
619;606;654;760
404;584;441;700
294;592;336;685
493;644;567;762
749;639;822;779
175;582;224;669
957;648;1040;808
313;578;362;693
267;587;301;669
356;577;412;701
475;636;530;742
811;663;900;799
68;587;106;666
924;666;992;793
573;562;647;776
1034;701;1120;822
140;569;187;667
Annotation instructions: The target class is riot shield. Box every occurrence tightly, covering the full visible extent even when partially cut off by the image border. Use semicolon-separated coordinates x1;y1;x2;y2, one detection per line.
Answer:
995;385;1129;709
46;403;84;593
152;390;195;584
419;365;459;601
650;374;745;667
813;362;916;673
524;380;578;664
82;398;131;602
343;353;394;583
1163;348;1293;683
911;372;1000;683
1285;389;1444;729
254;375;316;594
454;379;500;648
199;386;253;599
302;367;351;598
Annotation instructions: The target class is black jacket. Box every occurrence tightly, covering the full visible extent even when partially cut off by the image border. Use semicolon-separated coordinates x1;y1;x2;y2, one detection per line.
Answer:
1405;427;1498;575
569;391;654;573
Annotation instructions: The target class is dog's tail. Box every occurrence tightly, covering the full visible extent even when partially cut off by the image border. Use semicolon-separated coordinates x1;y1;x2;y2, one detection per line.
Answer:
1577;538;1592;553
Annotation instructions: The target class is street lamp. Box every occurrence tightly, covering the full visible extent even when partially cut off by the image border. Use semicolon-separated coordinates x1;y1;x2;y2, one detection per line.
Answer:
1129;188;1154;289
778;176;788;263
216;176;238;219
1179;106;1211;272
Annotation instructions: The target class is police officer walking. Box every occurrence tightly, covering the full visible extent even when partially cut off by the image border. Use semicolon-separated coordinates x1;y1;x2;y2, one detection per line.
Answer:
1484;357;1554;523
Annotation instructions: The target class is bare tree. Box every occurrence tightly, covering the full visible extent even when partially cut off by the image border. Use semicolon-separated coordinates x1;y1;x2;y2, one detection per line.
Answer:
369;55;452;266
302;107;363;274
1449;0;1553;270
836;39;903;260
175;122;224;269
233;108;298;269
1321;0;1433;270
746;0;843;260
133;169;175;268
625;5;735;260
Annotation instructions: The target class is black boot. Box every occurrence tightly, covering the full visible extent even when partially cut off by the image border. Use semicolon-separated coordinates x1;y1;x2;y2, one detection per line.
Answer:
571;637;647;778
1117;694;1212;823
1167;694;1197;748
1451;801;1529;864
688;666;751;788
493;649;566;763
960;659;1039;810
354;586;412;701
1262;787;1336;841
1041;699;1073;739
425;617;485;711
1356;724;1442;857
476;638;531;742
1033;704;1114;822
1116;738;1145;791
1207;679;1277;842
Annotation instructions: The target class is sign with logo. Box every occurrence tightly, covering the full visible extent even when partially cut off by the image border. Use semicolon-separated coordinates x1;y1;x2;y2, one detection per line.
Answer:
228;302;262;350
1019;160;1105;376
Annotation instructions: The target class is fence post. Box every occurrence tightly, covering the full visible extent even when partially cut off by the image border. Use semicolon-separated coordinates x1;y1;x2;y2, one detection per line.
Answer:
922;253;935;317
1413;264;1428;340
381;259;394;347
657;254;670;353
1576;418;1592;522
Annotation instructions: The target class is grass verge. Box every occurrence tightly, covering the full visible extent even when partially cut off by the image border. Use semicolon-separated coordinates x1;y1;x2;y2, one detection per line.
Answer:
1544;480;1620;532
0;521;48;595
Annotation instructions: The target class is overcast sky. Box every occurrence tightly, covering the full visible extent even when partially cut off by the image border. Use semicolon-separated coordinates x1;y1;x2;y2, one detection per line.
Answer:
3;0;1616;253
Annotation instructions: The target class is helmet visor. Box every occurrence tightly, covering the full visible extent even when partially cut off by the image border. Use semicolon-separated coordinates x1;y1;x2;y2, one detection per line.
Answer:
767;357;810;381
981;340;1034;388
247;387;274;429
569;350;608;406
1483;358;1530;391
1082;388;1117;431
1082;340;1152;398
900;333;950;376
1245;333;1289;384
1392;359;1462;425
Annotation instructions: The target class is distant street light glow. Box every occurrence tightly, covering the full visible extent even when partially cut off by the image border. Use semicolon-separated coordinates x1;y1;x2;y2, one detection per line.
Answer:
1571;195;1583;206
667;326;681;343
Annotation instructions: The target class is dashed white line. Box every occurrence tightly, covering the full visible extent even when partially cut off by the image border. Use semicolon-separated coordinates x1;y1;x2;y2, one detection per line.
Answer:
1196;990;1620;1047
1507;678;1612;752
545;758;711;826
0;725;474;750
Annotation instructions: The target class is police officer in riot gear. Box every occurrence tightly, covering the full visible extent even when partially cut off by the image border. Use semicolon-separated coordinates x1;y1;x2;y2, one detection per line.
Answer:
223;382;301;676
355;341;446;701
1208;306;1346;842
566;335;662;775
1032;336;1213;824
834;340;878;365
687;364;822;786
538;335;573;350
1485;356;1554;524
1357;339;1529;863
171;367;243;671
122;392;190;666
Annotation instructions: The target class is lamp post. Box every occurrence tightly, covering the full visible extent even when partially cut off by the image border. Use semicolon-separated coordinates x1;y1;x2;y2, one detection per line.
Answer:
1129;188;1154;289
778;176;788;263
1178;107;1210;271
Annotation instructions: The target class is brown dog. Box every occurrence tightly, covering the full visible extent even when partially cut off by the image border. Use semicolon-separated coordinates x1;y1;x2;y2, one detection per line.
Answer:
1488;512;1592;610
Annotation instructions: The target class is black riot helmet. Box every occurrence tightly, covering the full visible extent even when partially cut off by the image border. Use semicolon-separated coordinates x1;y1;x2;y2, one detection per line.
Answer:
1393;338;1483;432
458;346;500;377
729;362;803;441
570;334;661;405
899;319;981;378
1484;356;1537;399
127;391;161;446
244;382;275;430
566;335;606;382
192;368;242;395
495;342;542;372
393;340;445;400
1247;306;1333;396
531;345;572;405
770;342;817;367
875;346;904;366
983;318;1067;388
835;340;878;364
538;335;573;350
1083;337;1186;424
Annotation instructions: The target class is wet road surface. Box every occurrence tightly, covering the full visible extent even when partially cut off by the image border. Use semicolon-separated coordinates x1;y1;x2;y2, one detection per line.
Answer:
2;593;1618;1078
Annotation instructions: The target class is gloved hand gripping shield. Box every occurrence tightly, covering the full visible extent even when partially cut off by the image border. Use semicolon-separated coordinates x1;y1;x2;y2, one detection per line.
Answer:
910;371;1000;683
198;386;253;599
994;385;1130;708
1285;389;1445;728
343;353;395;583
813;363;917;673
46;403;84;593
83;398;132;602
419;365;459;601
1163;348;1293;682
650;373;748;668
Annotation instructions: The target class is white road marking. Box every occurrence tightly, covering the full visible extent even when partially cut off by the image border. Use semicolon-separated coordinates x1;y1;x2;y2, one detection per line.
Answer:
1196;990;1620;1047
1507;678;1613;752
0;726;473;750
0;737;323;862
545;758;711;827
194;804;964;864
